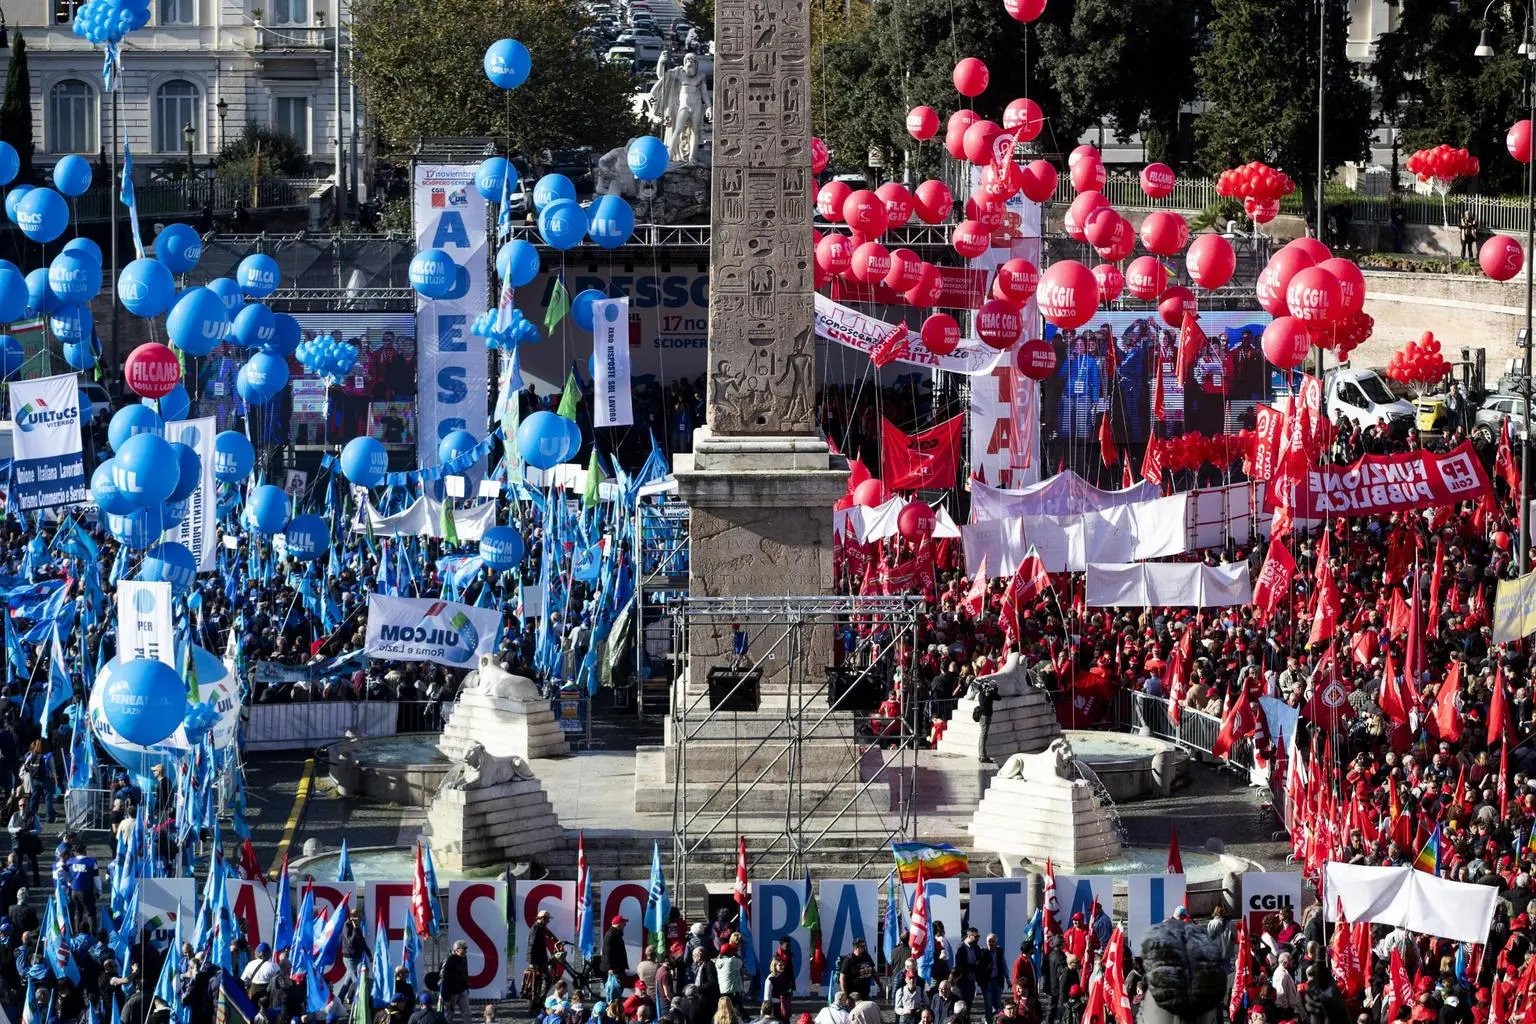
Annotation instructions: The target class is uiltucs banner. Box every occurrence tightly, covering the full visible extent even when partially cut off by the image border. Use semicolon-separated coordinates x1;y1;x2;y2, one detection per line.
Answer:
363;594;500;667
8;373;87;513
1266;440;1494;516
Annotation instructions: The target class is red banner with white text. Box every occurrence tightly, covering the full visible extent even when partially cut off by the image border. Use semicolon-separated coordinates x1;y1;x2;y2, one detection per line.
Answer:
1267;440;1494;516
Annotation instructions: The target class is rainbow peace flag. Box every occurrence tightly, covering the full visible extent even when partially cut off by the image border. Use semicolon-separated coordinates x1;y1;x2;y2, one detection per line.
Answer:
892;842;969;883
1412;824;1443;874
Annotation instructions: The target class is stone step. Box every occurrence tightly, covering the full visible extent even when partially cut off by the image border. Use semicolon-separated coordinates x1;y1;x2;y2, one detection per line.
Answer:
647;741;867;784
665;712;865;743
636;776;893;816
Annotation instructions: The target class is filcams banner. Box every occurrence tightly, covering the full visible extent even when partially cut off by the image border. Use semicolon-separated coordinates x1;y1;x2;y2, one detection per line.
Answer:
8;373;86;512
363;594;499;667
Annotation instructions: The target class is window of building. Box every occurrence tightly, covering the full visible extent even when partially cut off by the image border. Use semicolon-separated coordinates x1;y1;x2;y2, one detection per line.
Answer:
272;96;311;152
52;0;83;24
154;80;202;154
49;80;96;154
271;0;308;24
157;0;194;25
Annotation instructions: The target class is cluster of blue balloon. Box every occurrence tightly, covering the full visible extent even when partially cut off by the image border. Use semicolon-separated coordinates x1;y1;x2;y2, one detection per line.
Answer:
296;334;358;380
472;307;541;351
530;175;636;251
90;406;201;549
71;0;149;45
515;410;581;470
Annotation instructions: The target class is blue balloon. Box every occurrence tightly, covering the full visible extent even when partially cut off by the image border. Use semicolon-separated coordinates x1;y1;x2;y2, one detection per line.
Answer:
62;237;102;264
164;442;201;503
48;252;100;304
0;336;22;379
48;304;93;345
91;459;136;515
3;185;33;225
516;410;572;470
154;383;190;422
483;38;531;89
284;514;330;562
409;248;458;299
438;428;478;466
0;143;20;186
626;136;670;181
265;313;302;357
587;195;634;250
113;433;179;506
560;414;582;461
63;341;95;372
207;277;242;317
166;287;230;357
16;188;68;243
245;484;290;534
237;253;280;297
341;435;389;487
572;288;605;332
533;174;576;212
101;658;185;747
137;541;197;596
108;405;162;451
24;268;58;318
242;352;289;400
475;157;513;202
538;198;587;250
231;302;276;350
77;388;92;424
52;154;93;197
213;431;255;483
499;239;541;288
154;223;203;275
479;525;526;571
117;258;176;317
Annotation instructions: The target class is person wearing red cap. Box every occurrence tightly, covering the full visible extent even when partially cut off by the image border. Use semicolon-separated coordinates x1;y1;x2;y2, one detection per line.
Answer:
605;915;634;989
1060;915;1089;964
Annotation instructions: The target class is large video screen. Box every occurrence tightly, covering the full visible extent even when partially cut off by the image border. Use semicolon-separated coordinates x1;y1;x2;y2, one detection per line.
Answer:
291;313;418;445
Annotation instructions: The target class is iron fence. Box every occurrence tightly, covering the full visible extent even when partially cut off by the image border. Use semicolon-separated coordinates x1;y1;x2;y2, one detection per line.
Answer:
67;176;331;224
64;786;118;836
1128;690;1257;772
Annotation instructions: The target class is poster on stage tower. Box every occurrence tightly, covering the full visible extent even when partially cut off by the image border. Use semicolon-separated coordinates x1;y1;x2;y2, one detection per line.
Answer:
8;372;86;512
413;165;488;471
162;418;218;572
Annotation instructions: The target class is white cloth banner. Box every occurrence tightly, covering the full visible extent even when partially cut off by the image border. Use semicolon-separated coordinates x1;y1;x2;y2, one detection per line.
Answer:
970;369;1041;491
1323;863;1497;944
971;473;1161;521
364;594;500;667
1085;562;1253;607
593;297;633;427
961;494;1190;575
245;700;401;751
8;372;86;512
352;497;497;540
834;499;964;544
814;293;1004;375
414;164;489;471
161;417;218;572
117;580;175;667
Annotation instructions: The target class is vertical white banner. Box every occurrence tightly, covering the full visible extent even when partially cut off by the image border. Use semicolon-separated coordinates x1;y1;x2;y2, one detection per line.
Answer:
449;880;509;999
593;297;633;426
414;164;489;470
117;580;174;667
970;370;1041;490
819;880;878;965
1126;874;1186;953
1053;875;1115;925
162;417;217;572
8;372;86;512
512;881;576;980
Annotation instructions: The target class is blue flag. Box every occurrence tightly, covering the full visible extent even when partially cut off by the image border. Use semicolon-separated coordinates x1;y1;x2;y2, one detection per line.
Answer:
882;871;901;965
422;844;443;938
644;842;669;954
121;144;145;259
273;857;295;954
402;918;422;990
154;907;183;1009
577;867;596;960
739;899;757;979
336;839;353;883
370;923;391;1006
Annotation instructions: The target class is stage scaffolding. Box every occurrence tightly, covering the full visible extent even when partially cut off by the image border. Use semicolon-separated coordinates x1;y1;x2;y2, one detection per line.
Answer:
667;594;924;892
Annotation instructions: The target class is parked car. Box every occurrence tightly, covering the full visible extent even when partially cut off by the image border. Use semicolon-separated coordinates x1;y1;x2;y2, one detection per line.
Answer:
1476;392;1530;442
537;148;596;192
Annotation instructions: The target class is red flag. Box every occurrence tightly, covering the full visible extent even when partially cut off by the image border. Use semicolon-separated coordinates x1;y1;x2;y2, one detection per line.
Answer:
1227;921;1250;1024
1379;648;1410;726
1212;686;1258;760
1434;661;1464;743
1251;538;1296;625
1103;929;1134;1024
1331;901;1364;999
1309;566;1341;646
734;835;749;909
575;830;589;942
1098;412;1117;468
239;841;265;883
1303;663;1354;731
1501;742;1511;819
1042;858;1060;934
1152;360;1166;422
1490;666;1509;745
1498;416;1521;492
410;841;432;938
907;864;929;952
846;457;872;497
1001;548;1053;639
1387;948;1413;1022
881;415;965;490
1404;565;1425;682
1164;633;1189;727
1387;590;1410;635
1142;438;1164;487
1176;311;1206;380
964;557;988;617
870;321;912;367
1121;456;1134;490
1167;826;1183;874
1428;537;1446;638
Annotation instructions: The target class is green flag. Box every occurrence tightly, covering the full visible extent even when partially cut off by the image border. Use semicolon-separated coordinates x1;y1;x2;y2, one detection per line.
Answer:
557;372;581;421
440;498;459;547
583;448;602;508
801;869;820;932
544;276;571;334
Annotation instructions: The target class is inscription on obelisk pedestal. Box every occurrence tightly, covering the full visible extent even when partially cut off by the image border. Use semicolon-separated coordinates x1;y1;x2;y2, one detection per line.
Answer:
706;0;816;436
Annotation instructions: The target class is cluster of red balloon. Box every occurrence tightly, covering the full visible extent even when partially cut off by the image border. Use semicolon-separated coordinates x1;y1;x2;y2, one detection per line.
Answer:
1159;431;1254;473
1405;145;1479;188
1215;161;1297;225
1384;331;1451;386
1254;238;1371;364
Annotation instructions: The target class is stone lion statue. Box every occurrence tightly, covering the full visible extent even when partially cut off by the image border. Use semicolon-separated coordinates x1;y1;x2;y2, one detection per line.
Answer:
442;741;534;790
974;652;1034;699
595;146;638;198
465;655;542;702
997;737;1077;783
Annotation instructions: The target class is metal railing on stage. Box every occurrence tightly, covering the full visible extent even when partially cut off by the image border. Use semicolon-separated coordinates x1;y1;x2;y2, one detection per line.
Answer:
668;594;923;891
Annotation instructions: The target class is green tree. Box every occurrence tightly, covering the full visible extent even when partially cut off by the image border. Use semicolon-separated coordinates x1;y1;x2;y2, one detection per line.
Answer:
1036;0;1210;166
1194;0;1372;220
681;0;712;41
351;0;641;155
213;124;311;181
1;31;34;185
1372;3;1527;195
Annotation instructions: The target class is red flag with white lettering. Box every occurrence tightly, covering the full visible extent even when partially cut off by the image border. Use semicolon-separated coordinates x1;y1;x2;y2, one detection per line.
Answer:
1252;538;1296;625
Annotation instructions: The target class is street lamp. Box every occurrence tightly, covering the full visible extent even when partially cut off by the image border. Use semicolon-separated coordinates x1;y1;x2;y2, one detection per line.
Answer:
182;121;195;172
1477;0;1536;576
216;96;228;151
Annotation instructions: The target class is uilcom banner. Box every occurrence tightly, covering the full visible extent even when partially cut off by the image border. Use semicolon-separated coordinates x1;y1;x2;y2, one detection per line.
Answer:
364;595;500;667
9;372;86;512
1267;440;1493;516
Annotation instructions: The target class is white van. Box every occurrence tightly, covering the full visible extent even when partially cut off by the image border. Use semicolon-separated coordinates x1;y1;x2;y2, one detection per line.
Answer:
1325;368;1416;432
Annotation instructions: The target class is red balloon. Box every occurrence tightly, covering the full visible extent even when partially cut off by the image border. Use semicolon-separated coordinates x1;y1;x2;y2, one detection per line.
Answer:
1003;0;1046;22
1481;234;1526;281
921;313;961;355
952;220;992;259
1284;265;1342;324
1510;120;1533;164
1246;197;1280;224
913;180;953;224
964;196;1008;232
904;262;944;306
885;248;925;291
811;138;829;175
1496;531;1513;552
817;180;852;221
842;189;888;237
1092;263;1124;303
1157;286;1196;327
980;161;1024;202
852;478;889;508
993;258;1040;304
814;261;833;290
1139;211;1189;256
1186;233;1236;290
1125;256;1168;301
1284;237;1333;264
953;57;990;97
1003;98;1044;141
962;119;1003;165
1319;257;1365;316
125;342;182;399
1139;162;1176;199
1015;338;1057;381
1070;158;1107;194
907;106;940;142
947;109;979;139
1018;160;1057;203
976;298;1023;350
815;234;853;276
897;501;937;542
1255;248;1317;317
850;241;891;284
1037;260;1100;330
1261;316;1311;370
1064;191;1109;242
1068;144;1100;169
1083;207;1127;249
876;183;914;229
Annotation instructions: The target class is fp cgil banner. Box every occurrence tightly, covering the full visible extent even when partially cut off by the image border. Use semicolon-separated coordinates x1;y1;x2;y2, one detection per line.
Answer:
363;594;500;667
414;164;488;470
593;297;634;427
8;372;86;512
1268;440;1493;516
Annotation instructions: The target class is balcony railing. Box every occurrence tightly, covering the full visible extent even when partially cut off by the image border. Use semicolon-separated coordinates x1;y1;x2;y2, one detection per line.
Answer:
64;175;330;224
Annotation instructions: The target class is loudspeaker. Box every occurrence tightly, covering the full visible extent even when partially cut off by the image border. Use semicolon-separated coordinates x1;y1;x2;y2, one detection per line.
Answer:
827;667;884;712
707;665;761;712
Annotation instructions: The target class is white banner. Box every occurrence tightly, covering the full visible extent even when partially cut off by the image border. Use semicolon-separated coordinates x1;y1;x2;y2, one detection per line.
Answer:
117;580;175;667
1494;571;1536;645
363;594;500;667
512;881;576;980
1126;874;1186;953
970;368;1041;491
351;497;498;541
8;372;86;512
593;297;633;427
962;494;1190;575
971;473;1161;521
244;700;399;751
814;293;1004;375
162;417;217;572
448;881;509;998
1053;875;1114;925
1322;864;1496;944
1086;562;1253;608
835;499;962;545
414;164;489;470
